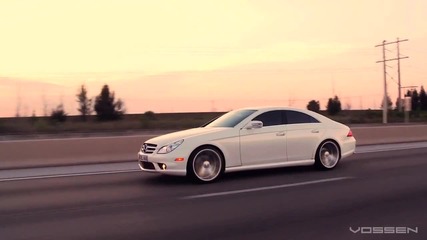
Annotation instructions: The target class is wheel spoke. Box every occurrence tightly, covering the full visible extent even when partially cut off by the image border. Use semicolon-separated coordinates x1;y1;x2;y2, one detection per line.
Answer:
319;142;339;168
193;149;222;181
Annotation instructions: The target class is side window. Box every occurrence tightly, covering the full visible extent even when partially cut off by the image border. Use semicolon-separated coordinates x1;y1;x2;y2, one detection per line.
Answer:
285;110;320;124
253;110;283;127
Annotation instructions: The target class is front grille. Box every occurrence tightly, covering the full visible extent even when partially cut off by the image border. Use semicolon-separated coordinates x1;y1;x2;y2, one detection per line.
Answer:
141;161;155;170
141;143;157;154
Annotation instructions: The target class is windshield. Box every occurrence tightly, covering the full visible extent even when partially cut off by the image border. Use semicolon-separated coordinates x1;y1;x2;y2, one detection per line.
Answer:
204;109;257;128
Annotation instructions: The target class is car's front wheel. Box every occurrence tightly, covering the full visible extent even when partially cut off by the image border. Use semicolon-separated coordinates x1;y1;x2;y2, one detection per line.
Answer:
188;146;224;183
315;140;341;169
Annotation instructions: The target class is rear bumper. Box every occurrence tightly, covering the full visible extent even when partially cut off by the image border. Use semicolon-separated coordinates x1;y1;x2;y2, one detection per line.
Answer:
341;137;356;159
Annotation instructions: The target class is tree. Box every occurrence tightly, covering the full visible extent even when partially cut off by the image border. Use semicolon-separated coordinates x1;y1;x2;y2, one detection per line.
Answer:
114;98;126;118
144;111;156;120
380;95;393;110
30;110;37;125
50;104;67;123
412;89;420;111
419;86;427;111
94;84;125;121
306;100;320;112
140;111;156;128
76;85;92;121
406;89;420;111
15;96;21;117
326;95;342;115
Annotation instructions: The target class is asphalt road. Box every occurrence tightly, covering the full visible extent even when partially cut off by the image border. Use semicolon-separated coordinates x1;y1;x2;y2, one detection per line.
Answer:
1;148;427;240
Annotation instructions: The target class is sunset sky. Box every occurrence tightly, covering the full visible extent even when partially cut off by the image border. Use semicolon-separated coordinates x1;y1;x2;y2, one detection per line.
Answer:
0;0;426;117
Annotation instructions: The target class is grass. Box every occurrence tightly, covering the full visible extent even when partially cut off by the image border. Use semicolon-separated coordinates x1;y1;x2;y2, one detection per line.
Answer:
0;112;223;135
1;110;426;135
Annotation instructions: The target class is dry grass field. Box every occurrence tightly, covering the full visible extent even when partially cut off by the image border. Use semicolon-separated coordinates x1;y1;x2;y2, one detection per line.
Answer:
1;110;426;135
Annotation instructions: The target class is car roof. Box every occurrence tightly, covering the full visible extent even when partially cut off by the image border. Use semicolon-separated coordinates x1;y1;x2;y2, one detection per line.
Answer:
235;106;333;124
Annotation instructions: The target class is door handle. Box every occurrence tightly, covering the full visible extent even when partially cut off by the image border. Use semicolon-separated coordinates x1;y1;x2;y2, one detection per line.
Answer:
311;129;319;133
276;132;286;136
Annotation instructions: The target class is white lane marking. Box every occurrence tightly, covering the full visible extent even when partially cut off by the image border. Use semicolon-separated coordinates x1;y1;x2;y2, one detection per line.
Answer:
0;169;140;182
182;177;352;199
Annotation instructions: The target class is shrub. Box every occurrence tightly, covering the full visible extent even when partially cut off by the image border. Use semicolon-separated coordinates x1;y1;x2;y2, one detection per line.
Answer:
50;104;67;123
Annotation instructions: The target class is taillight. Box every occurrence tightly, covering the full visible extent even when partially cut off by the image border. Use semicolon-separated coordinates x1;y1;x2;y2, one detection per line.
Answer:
347;130;353;137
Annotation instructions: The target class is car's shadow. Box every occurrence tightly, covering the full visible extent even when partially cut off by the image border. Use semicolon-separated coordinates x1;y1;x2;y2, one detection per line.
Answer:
141;163;349;186
223;165;315;181
141;175;190;185
220;164;350;182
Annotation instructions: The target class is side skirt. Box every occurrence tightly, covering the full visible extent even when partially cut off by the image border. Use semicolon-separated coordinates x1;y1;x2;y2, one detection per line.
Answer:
225;160;315;173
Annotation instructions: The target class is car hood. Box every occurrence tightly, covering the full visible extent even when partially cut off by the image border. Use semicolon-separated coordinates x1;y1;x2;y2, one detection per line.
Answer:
145;127;229;146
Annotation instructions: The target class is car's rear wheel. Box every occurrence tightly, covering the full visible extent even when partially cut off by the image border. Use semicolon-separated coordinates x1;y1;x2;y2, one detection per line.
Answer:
188;147;224;183
315;140;340;169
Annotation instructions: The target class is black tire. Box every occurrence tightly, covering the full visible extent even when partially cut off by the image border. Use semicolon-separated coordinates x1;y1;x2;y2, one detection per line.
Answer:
315;140;341;169
187;146;225;183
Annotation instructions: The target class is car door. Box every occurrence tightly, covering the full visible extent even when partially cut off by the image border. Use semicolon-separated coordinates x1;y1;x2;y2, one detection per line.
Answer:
240;110;287;166
285;110;324;161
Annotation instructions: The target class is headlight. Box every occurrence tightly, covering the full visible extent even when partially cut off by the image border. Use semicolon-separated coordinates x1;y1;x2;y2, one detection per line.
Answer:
157;139;184;154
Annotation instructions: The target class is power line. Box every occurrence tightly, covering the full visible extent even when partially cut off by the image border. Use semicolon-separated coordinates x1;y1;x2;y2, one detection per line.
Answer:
386;72;398;85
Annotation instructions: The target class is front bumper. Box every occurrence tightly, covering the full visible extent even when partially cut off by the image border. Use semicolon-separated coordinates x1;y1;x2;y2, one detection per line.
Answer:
137;150;187;176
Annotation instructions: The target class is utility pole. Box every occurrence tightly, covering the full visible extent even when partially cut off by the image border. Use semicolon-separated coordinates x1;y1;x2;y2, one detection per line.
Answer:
376;40;388;124
375;38;409;123
396;38;409;111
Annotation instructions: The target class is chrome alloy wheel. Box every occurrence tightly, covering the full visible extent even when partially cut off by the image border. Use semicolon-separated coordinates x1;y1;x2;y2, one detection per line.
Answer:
192;149;222;182
318;141;340;168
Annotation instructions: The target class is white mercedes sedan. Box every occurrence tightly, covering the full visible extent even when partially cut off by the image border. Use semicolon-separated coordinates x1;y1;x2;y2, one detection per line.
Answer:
138;107;356;182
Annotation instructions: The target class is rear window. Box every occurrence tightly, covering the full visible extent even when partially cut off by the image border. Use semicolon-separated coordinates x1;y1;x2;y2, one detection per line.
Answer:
285;110;320;124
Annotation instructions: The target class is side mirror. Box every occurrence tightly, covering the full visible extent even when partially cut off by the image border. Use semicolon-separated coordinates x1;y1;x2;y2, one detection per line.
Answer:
245;120;263;130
